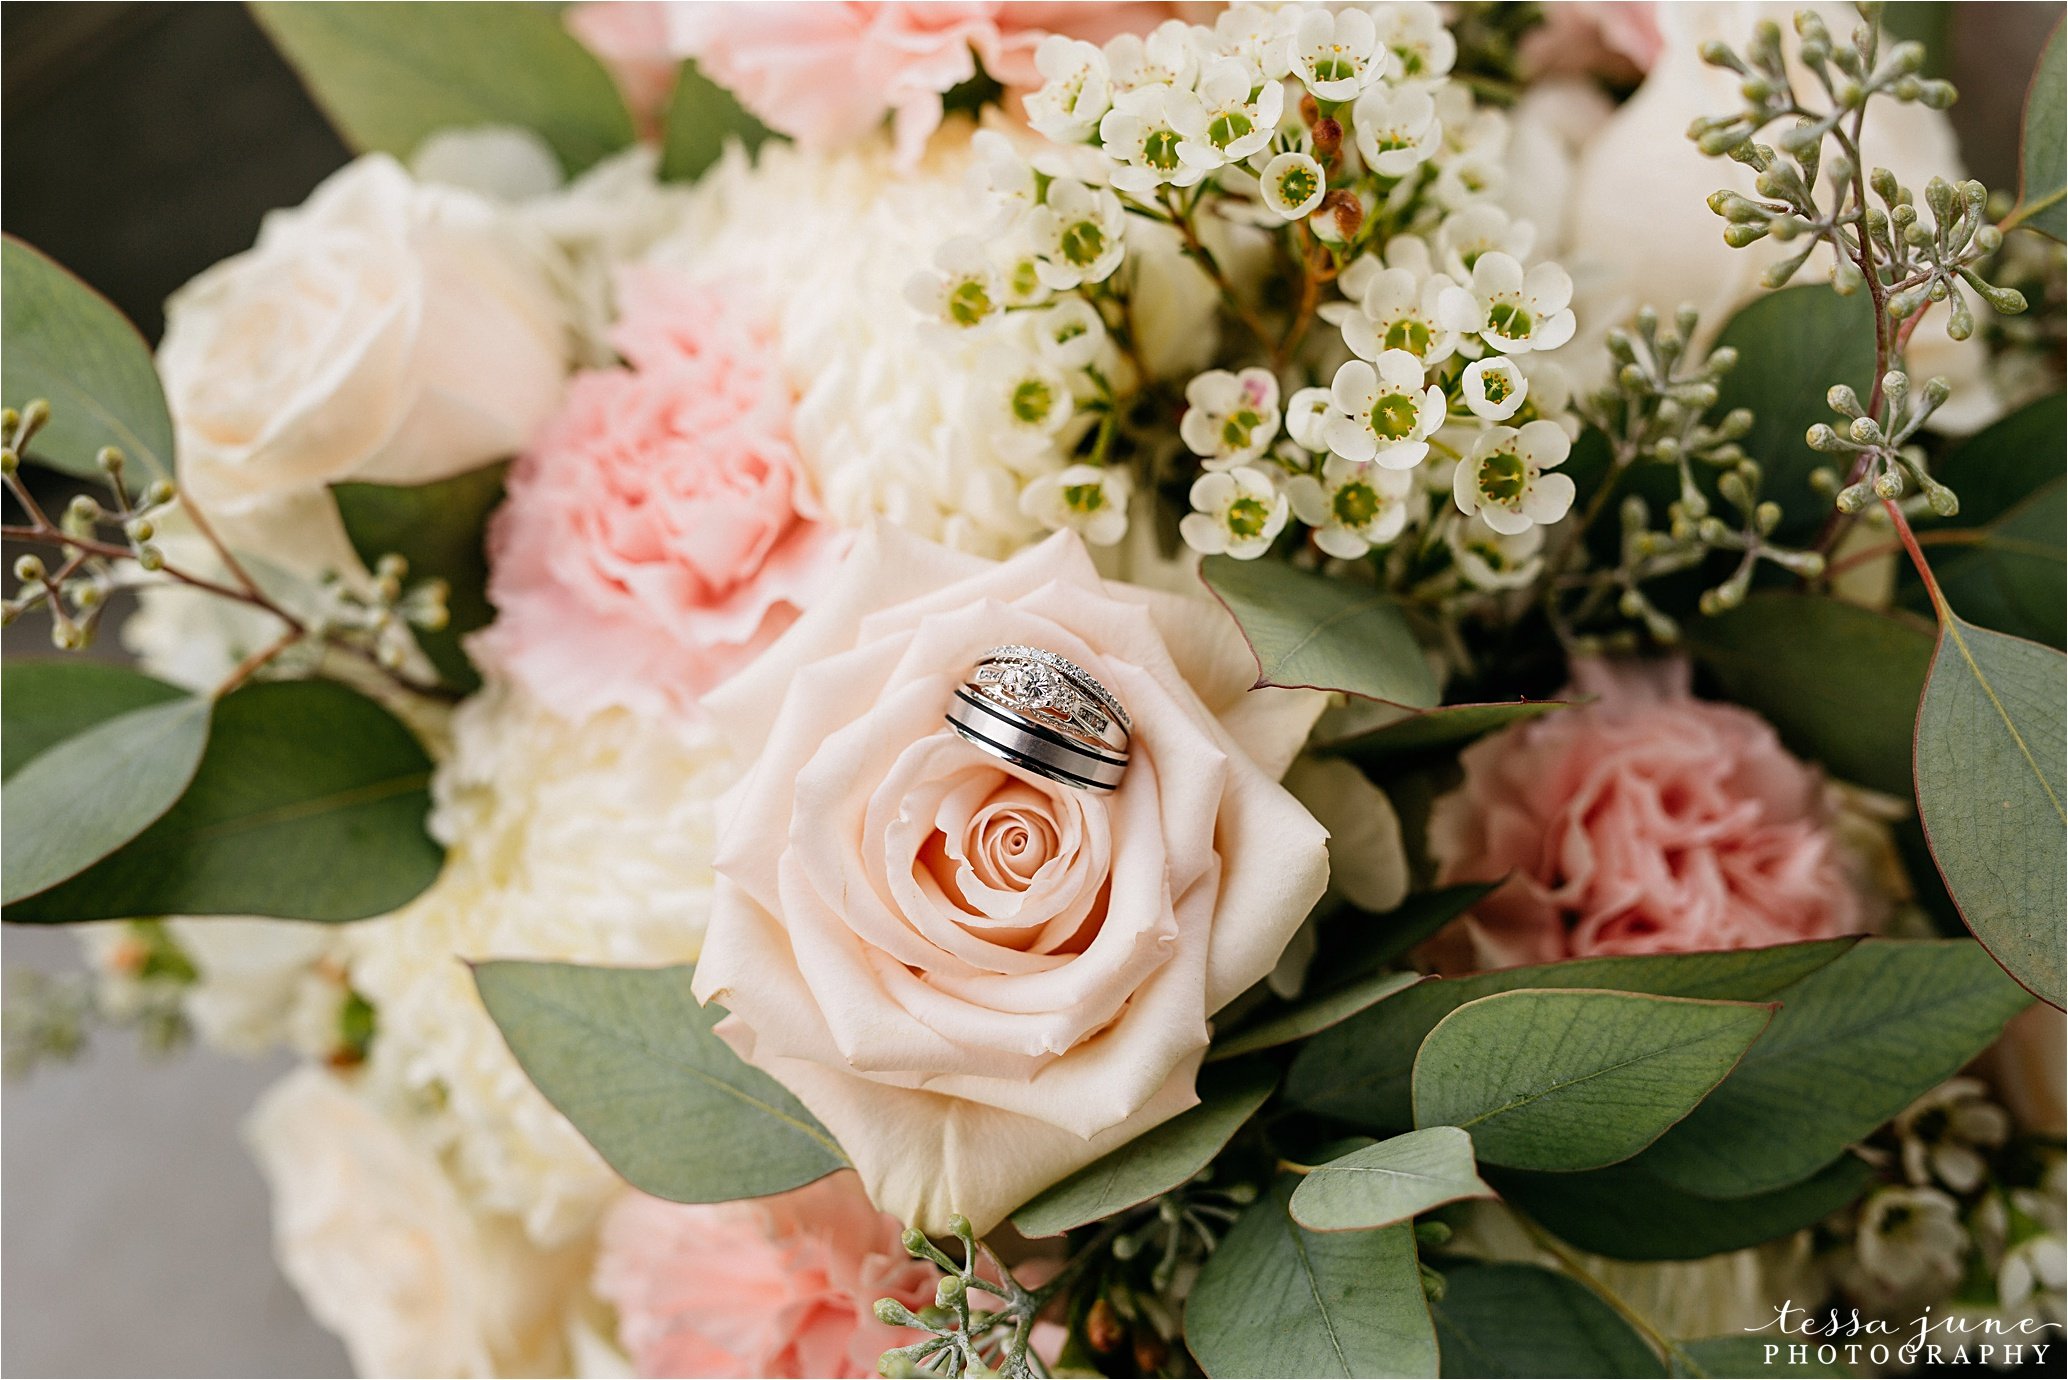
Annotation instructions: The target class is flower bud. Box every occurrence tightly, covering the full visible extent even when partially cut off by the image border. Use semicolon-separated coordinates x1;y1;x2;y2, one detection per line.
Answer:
18;399;50;441
1827;384;1864;418
1708;346;1739;375
1322;188;1363;239
1806;423;1845;452
1922;376;1952;408
1830;258;1865;296
96;446;124;475
136;543;165;572
1724;223;1771;248
0;449;16;476
874;1298;923;1328
1924;478;1960;517
1086;1298;1125;1353
1975;224;2003;254
1873;468;1904;500
934;1275;965;1309
125;517;154;542
1836;482;1874;513
1848;416;1882;444
13;554;46;583
1311;117;1342;158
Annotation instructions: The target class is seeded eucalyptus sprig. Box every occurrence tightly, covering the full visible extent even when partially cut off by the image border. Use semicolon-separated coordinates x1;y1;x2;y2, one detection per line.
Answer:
1553;305;1825;648
1686;2;2028;542
1;400;453;697
874;1215;1057;1379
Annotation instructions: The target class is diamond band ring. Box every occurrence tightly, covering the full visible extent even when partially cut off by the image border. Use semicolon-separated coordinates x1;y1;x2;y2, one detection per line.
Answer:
946;646;1131;792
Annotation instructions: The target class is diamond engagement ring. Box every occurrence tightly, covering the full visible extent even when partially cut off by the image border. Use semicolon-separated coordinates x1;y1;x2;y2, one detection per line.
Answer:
946;646;1131;792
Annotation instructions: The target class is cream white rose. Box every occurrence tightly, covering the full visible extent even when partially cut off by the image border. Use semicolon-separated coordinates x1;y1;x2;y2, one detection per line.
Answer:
244;1067;590;1377
157;154;570;561
691;527;1330;1233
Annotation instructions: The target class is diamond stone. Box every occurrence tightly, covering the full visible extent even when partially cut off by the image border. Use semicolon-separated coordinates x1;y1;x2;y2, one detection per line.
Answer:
1002;662;1066;710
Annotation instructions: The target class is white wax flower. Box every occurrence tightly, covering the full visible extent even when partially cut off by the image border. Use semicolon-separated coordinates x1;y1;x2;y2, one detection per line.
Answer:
1352;85;1443;179
1323;351;1446;469
1452;419;1577;534
1180;367;1282;469
1439;251;1578;355
1020;462;1132;546
1287;456;1421;558
1285;6;1387;102
1181;464;1289;559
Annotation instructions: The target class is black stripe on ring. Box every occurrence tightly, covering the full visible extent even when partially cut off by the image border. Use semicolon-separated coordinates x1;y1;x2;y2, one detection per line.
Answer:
951;688;1129;768
945;716;1116;792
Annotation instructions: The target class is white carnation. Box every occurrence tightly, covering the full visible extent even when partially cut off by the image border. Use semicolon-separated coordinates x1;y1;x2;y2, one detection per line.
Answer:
345;678;733;1246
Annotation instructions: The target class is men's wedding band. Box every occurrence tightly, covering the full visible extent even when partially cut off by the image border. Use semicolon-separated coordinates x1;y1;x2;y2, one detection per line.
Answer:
945;646;1131;792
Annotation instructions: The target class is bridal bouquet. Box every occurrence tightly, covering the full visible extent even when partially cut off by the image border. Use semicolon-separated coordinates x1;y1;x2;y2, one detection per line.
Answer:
4;3;2064;1377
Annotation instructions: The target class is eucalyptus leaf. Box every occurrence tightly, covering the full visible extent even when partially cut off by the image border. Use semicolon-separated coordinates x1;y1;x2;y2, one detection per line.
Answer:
1638;939;2033;1197
1;660;186;778
1;696;211;905
1318;884;1503;977
2010;20;2065;240
1910;393;2066;648
2;237;173;482
1686;595;1934;795
5;680;441;923
1187;1177;1438;1379
659;60;773;182
475;960;847;1205
1707;287;1877;536
334;463;508;693
1914;615;2067;1007
1412;990;1773;1172
252;2;635;174
1013;1060;1275;1238
1201;555;1440;708
1321;701;1570;769
1285;939;1854;1131
1429;1263;1666;1379
1289;1127;1492;1232
1492;1153;1875;1261
1210;970;1423;1061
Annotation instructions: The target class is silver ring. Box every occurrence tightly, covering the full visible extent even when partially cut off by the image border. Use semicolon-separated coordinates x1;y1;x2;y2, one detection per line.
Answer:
944;649;1131;793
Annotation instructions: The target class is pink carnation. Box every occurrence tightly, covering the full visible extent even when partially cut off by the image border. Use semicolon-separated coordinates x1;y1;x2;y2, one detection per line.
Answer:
1428;658;1871;969
1517;1;1664;82
594;1174;938;1379
477;267;839;722
571;2;1167;166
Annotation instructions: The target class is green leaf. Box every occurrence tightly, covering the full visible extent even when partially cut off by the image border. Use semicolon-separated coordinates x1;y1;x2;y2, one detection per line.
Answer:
1284;940;1854;1131
1320;884;1504;977
1289;1127;1493;1232
1910;394;2067;648
1201;555;1440;708
333;463;508;693
1;237;174;482
2010;20;2065;240
1686;595;1934;795
1638;939;2033;1197
1;660;186;778
1211;970;1423;1061
1672;1337;1849;1377
2;696;211;905
5;680;441;923
658;60;773;182
1013;1060;1275;1237
1412;990;1773;1172
1707;287;1878;536
1320;701;1570;769
474;960;846;1204
1914;615;2067;1007
1187;1177;1438;1379
1493;1153;1875;1261
1429;1264;1666;1379
251;2;635;175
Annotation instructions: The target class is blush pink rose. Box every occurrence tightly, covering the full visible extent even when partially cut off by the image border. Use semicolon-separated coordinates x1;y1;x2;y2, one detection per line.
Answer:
1518;2;1663;82
565;3;679;138
691;527;1329;1233
571;2;1167;166
594;1173;937;1379
1428;657;1871;970
476;267;839;721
